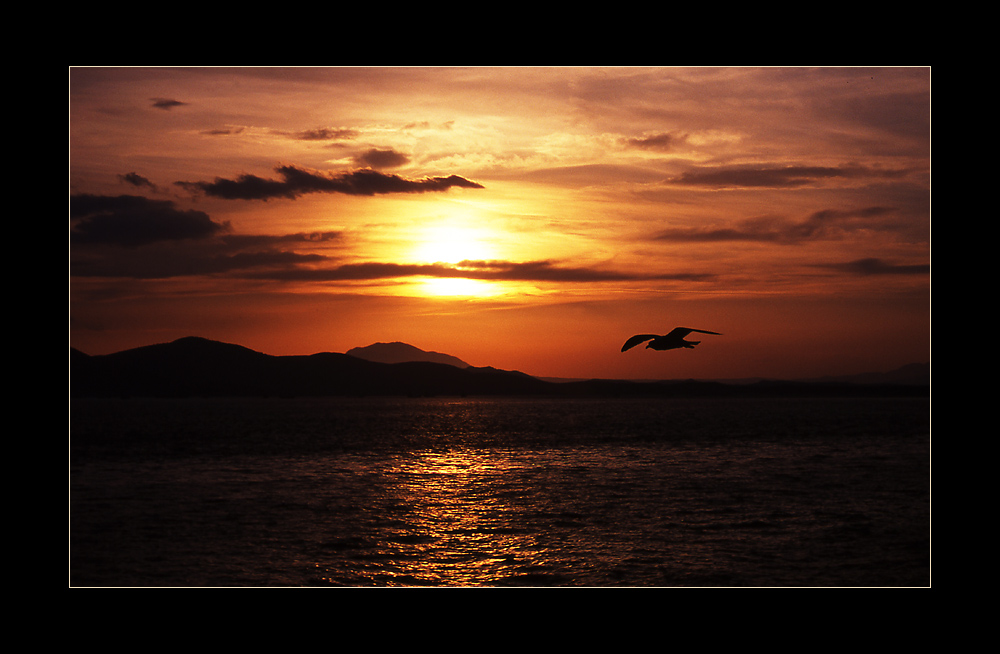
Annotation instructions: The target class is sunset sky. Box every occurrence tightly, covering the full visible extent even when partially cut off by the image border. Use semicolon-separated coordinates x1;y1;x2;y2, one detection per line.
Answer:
69;67;931;380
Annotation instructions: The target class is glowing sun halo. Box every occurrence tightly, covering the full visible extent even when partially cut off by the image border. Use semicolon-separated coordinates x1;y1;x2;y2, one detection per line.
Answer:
411;224;501;298
413;225;495;265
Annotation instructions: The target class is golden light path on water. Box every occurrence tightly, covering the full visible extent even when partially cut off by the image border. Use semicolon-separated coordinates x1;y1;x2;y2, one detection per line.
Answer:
306;435;679;587
312;447;543;586
311;441;718;587
383;449;530;585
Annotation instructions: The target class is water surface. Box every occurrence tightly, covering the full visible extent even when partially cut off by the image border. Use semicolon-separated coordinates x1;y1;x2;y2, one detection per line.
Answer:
70;396;930;586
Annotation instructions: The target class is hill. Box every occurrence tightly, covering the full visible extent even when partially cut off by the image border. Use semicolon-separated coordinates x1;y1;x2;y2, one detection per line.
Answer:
70;337;929;399
346;342;471;368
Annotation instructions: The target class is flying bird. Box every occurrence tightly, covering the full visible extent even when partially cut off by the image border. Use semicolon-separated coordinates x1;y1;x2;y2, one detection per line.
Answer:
621;327;722;352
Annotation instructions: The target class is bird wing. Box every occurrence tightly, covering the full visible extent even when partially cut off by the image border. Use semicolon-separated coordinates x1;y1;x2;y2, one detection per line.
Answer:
621;334;659;352
668;327;722;338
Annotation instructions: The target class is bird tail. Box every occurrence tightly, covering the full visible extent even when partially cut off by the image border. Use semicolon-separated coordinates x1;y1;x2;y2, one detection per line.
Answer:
685;340;700;348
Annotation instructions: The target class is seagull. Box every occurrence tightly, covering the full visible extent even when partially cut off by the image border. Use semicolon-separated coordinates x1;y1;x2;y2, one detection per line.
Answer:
621;327;722;352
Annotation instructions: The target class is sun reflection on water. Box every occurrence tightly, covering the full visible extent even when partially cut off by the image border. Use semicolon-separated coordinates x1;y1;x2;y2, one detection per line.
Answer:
361;448;541;586
306;434;643;586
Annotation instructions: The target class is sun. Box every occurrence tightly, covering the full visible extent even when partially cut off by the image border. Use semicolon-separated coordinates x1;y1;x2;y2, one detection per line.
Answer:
412;224;495;265
409;221;504;297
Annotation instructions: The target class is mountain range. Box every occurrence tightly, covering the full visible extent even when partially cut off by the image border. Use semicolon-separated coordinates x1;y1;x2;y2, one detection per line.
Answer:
69;336;929;399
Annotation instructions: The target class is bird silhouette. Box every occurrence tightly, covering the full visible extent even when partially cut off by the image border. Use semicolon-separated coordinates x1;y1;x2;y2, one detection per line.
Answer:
621;327;722;352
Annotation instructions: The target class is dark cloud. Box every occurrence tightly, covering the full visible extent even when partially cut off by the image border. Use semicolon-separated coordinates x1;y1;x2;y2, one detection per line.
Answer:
354;148;409;169
178;174;293;201
665;163;906;188
814;258;929;276
201;126;357;141
71;217;338;279
455;260;711;283
177;165;484;200
624;131;687;151
202;127;245;136
222;231;342;248
794;206;899;239
118;172;156;189
71;246;328;280
453;260;649;283
246;259;715;284
654;206;900;244
70;194;229;247
655;223;784;244
292;127;359;141
151;97;186;110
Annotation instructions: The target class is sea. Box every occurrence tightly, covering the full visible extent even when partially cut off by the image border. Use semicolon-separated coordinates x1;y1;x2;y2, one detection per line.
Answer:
69;395;931;587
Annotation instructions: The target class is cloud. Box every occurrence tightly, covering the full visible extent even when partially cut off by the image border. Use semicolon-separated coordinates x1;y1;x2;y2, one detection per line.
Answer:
665;163;906;188
814;258;929;276
202;127;245;136
623;131;687;151
202;126;359;142
71;246;329;280
245;259;715;284
454;260;712;283
71;217;340;279
222;231;343;248
177;165;484;200
70;194;229;246
151;97;186;110
654;206;900;244
354;148;409;169
291;127;359;141
118;172;156;189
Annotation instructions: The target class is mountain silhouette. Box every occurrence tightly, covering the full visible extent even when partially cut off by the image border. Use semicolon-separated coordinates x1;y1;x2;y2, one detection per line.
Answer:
346;342;471;368
70;336;549;398
70;336;929;399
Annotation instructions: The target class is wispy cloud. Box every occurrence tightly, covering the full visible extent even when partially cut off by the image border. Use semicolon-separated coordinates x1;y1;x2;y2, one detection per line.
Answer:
622;131;688;151
654;206;903;244
665;163;907;188
118;172;157;190
221;231;343;248
291;127;360;141
176;165;484;200
813;258;929;276
247;259;716;284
